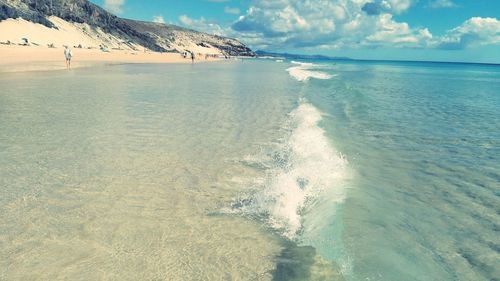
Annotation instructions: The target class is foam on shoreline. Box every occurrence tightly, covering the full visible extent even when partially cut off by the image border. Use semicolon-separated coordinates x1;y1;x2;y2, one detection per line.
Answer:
232;101;348;239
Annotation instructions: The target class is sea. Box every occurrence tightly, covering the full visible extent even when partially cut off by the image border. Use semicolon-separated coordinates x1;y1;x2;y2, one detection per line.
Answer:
0;58;498;281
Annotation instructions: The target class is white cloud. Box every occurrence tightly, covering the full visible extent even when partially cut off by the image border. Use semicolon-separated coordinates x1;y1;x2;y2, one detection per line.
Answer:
228;0;499;51
179;15;194;26
438;17;500;49
104;0;125;14
427;0;458;9
383;0;414;14
231;0;423;49
179;15;227;36
153;16;165;24
364;14;432;47
224;7;241;15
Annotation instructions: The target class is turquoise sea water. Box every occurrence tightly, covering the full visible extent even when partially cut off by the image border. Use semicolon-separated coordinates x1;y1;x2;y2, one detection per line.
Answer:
0;60;498;280
286;60;500;281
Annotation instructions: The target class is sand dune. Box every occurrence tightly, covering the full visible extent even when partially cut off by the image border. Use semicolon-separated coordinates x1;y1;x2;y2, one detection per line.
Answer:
0;16;136;50
0;17;223;72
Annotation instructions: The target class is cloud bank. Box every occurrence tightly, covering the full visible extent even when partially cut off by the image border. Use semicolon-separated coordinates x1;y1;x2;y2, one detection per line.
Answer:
231;0;500;50
177;0;500;51
439;17;500;49
230;0;428;49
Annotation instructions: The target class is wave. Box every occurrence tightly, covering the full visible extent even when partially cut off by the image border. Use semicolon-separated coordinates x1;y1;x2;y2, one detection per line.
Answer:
290;61;318;67
231;101;348;239
287;61;334;82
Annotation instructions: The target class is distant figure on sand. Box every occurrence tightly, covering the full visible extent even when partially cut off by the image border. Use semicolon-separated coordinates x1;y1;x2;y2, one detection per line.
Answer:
64;46;72;70
191;51;195;63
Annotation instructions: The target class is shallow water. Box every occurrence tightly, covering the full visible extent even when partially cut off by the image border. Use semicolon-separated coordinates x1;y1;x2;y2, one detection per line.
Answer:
1;60;499;281
0;62;300;280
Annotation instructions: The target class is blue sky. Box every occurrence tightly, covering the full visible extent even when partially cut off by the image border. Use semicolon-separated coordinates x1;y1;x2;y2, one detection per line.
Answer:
89;0;500;63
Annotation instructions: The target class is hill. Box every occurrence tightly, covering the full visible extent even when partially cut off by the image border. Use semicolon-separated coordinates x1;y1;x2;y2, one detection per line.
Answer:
0;0;254;56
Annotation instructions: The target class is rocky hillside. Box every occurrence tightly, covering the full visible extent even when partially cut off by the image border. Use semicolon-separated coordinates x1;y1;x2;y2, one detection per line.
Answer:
0;0;254;56
124;20;254;56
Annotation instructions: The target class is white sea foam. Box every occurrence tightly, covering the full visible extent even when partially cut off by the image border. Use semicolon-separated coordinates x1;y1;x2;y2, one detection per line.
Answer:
290;61;317;67
287;61;334;82
232;102;348;239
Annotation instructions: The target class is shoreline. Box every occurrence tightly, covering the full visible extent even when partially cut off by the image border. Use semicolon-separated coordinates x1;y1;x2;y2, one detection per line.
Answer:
0;45;223;73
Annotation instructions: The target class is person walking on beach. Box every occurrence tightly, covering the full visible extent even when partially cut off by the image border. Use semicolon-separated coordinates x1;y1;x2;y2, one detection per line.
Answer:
191;51;195;63
64;46;72;70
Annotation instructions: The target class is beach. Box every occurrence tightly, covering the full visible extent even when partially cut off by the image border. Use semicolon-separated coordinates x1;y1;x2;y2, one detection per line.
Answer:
2;0;499;279
0;17;224;73
0;44;221;72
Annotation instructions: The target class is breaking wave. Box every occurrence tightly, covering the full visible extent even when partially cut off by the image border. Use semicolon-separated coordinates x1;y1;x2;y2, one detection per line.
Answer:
231;101;348;239
287;61;334;82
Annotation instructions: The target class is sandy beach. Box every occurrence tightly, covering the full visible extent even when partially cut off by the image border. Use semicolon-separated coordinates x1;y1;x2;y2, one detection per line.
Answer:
0;17;223;73
0;44;220;72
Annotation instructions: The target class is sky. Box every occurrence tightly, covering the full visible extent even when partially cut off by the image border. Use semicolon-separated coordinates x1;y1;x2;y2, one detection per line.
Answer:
89;0;500;63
